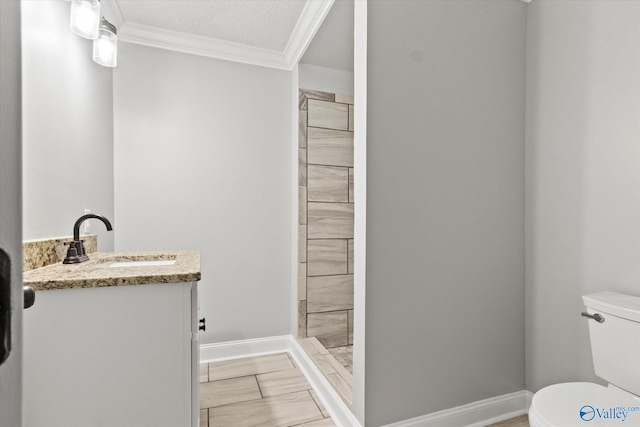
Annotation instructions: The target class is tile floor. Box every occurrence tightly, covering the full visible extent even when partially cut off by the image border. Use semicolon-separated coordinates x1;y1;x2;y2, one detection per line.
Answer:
200;353;336;427
488;414;530;426
327;346;353;374
199;352;529;427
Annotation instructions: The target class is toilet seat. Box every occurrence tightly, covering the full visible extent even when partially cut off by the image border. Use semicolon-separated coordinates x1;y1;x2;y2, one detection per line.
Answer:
529;382;640;427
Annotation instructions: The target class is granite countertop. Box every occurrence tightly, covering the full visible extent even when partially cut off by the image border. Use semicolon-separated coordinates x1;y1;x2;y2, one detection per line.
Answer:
23;251;201;291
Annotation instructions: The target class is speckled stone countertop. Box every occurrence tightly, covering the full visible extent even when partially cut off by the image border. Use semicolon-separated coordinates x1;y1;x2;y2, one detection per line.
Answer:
23;251;201;291
23;235;98;271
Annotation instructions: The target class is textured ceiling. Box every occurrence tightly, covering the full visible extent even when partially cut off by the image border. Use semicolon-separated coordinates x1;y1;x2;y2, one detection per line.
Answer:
300;0;353;71
116;0;307;51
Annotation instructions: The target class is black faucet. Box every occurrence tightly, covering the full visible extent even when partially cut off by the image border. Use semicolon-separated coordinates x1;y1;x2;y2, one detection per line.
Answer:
63;214;113;264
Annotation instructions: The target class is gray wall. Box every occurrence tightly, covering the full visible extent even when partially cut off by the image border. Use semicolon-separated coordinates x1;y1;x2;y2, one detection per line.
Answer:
525;0;640;392
0;1;23;425
113;43;294;343
298;64;354;96
365;1;527;425
21;0;114;250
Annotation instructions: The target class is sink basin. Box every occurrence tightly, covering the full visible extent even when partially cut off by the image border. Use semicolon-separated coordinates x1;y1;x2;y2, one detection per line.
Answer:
107;260;176;268
95;254;178;268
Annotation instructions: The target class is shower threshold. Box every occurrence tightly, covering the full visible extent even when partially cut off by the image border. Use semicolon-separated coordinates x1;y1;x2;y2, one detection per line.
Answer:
299;337;353;409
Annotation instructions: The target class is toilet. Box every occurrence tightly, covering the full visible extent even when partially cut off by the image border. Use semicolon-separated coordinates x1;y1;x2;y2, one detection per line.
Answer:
528;291;640;427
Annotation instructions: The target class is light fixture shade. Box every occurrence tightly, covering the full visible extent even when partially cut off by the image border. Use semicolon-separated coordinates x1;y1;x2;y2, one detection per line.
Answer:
93;18;117;67
70;0;101;39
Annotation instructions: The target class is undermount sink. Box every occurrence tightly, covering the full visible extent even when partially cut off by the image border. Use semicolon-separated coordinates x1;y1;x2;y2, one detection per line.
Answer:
96;254;177;268
107;260;176;268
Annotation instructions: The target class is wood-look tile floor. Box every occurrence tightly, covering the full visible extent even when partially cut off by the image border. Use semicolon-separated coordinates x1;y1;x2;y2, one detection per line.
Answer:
200;353;336;427
487;414;530;426
200;352;528;427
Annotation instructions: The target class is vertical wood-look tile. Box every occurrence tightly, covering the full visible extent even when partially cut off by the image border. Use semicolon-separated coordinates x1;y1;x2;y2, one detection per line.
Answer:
307;311;349;348
298;300;307;338
299;148;307;186
301;89;335;103
298;263;307;300
307;239;348;276
299;186;307;225
307;275;354;312
348;168;354;203
256;368;309;397
308;99;349;131
200;376;262;408
299;109;308;148
299;90;308;110
208;390;324;427
199;409;208;427
335;93;354;104
348;310;354;345
208;353;295;381
308;128;353;167
347;239;354;274
199;363;208;383
308;165;349;203
308;202;354;239
299;224;307;262
348;104;354;132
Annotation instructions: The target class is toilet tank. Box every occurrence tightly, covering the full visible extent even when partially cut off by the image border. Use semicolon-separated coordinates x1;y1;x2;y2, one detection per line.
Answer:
582;291;640;396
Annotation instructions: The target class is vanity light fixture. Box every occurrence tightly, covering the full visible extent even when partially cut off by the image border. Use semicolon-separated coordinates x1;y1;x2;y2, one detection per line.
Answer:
93;18;117;67
70;0;101;39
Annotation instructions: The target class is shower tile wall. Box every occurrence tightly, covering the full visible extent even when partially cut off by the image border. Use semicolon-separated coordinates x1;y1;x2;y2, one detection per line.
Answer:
298;89;354;348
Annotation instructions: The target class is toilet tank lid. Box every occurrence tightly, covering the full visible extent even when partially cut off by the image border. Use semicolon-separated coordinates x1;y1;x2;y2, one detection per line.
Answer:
583;291;640;322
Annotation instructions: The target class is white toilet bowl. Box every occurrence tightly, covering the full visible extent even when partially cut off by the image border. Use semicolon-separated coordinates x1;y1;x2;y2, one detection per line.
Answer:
529;382;640;427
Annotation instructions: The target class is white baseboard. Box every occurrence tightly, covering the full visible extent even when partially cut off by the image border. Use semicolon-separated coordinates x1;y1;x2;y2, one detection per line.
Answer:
200;335;361;427
525;390;534;412
383;390;532;427
200;335;294;362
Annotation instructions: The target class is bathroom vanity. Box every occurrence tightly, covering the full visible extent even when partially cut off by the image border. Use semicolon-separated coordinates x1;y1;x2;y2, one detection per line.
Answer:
22;251;201;427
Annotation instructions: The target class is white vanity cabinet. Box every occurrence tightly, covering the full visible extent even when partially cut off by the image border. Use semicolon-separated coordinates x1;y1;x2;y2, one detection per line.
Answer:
23;281;200;427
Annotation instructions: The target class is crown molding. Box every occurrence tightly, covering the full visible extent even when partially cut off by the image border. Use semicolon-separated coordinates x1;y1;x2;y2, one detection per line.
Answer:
284;0;335;68
118;22;291;69
113;0;334;71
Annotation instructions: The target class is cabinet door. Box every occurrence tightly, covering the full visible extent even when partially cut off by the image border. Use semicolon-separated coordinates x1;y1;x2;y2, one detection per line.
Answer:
25;283;192;427
0;2;23;426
